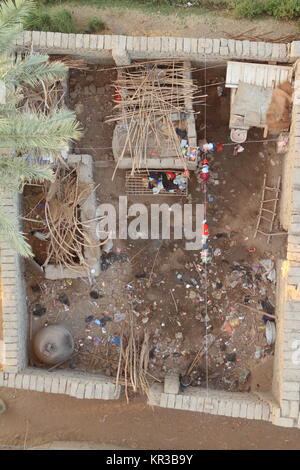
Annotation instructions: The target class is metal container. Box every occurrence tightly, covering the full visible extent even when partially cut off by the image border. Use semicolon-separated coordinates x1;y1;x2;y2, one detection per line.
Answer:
265;321;276;345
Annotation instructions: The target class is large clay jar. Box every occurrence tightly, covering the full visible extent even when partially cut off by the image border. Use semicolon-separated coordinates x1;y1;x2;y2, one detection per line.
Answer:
33;324;74;365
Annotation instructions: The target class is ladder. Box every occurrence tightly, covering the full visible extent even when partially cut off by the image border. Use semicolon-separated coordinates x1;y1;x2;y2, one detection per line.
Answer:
254;174;282;243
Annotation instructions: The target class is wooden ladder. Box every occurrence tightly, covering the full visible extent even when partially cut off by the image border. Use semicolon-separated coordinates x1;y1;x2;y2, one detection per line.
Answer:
254;174;282;243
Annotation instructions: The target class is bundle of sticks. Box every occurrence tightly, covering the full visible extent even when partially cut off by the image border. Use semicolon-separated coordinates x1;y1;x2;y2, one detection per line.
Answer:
42;166;97;270
107;60;204;175
116;312;150;402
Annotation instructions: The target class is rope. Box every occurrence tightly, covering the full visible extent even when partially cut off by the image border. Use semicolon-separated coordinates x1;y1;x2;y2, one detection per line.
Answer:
203;49;209;399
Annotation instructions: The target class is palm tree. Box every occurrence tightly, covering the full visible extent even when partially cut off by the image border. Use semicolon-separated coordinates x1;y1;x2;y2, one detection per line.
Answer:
0;0;82;256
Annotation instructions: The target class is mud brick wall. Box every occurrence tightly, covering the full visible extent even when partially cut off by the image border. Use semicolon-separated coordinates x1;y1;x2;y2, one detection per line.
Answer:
148;383;271;421
15;32;293;64
1;34;300;415
272;59;300;427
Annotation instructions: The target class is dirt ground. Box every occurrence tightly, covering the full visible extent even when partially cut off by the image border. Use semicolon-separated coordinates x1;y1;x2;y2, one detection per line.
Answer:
1;388;300;450
22;62;286;394
52;3;300;40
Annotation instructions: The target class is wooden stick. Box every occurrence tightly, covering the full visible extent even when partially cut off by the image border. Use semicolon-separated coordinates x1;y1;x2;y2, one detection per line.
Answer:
236;302;276;319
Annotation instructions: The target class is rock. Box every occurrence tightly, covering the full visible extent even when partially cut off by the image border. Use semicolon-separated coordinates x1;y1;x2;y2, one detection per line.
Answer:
175;332;183;340
89;84;97;94
74;103;84;115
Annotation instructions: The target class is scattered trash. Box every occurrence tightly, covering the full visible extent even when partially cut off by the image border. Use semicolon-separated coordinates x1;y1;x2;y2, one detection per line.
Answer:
239;369;251;384
254;347;263;359
180;375;192;387
90;290;103;299
32;304;46;317
175;332;183;340
85;315;94;323
31;284;41;293
58;293;70;307
101;252;128;271
226;352;237;362
265;321;276;345
113;312;126;323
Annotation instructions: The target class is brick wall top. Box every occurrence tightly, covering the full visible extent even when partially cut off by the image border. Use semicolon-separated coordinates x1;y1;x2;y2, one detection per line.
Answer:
15;31;293;63
272;59;300;428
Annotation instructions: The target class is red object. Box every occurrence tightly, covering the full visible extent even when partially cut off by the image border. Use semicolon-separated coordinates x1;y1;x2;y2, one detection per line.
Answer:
165;171;176;180
203;223;209;236
216;142;223;152
202;159;209;165
248;247;256;253
200;172;210;182
115;85;122;102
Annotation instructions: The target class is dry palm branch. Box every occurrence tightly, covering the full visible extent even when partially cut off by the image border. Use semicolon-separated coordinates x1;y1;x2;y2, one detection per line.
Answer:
115;310;150;403
107;60;205;175
41;165;101;272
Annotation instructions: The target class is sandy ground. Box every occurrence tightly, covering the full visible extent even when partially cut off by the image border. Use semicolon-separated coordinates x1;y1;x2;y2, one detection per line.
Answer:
22;63;285;395
1;387;300;450
58;4;300;40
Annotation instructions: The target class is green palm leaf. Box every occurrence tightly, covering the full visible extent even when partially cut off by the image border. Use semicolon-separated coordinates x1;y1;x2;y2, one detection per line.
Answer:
0;207;33;257
0;0;35;54
3;53;67;87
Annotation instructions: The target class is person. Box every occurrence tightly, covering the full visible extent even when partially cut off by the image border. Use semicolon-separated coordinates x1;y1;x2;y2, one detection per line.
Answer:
200;159;210;182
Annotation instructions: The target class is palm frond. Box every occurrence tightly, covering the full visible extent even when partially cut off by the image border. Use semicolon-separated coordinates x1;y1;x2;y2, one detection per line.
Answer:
0;207;32;257
3;53;67;87
0;109;83;152
0;0;35;54
0;155;54;192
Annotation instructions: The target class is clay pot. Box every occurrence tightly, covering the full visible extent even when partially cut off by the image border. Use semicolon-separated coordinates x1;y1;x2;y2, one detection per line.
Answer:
33;324;74;366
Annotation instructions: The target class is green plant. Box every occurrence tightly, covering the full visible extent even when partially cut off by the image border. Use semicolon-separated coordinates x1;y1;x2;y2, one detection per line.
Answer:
25;8;76;33
264;0;300;19
231;0;300;19
86;17;106;33
0;0;82;256
52;9;76;33
231;0;264;18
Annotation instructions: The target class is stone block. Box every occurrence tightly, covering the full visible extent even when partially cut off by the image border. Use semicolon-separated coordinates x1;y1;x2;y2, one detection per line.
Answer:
164;373;179;395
